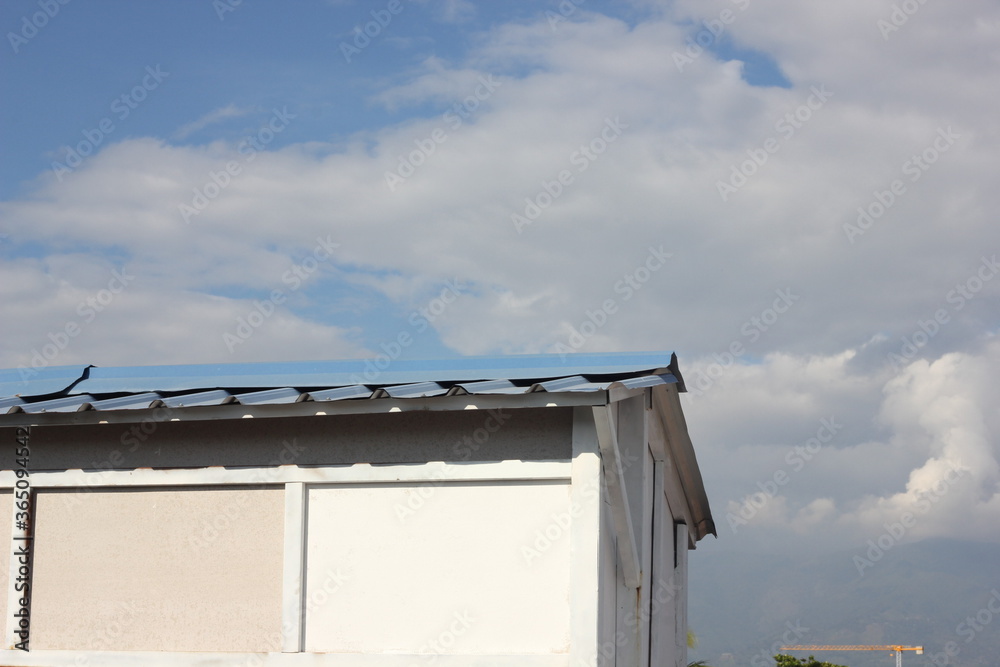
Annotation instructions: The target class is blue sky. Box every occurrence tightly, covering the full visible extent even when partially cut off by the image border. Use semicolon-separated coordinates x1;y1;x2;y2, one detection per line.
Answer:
1;0;795;361
2;2;1000;661
1;0;790;200
2;1;640;196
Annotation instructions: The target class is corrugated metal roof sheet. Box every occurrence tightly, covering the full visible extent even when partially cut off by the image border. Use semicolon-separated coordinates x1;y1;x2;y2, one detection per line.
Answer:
15;394;97;414
306;385;373;402
88;392;164;411
156;389;234;408
233;387;305;405
377;381;451;399
0;352;683;415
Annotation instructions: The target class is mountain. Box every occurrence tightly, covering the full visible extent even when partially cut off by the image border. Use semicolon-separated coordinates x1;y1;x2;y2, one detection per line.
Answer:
688;538;1000;667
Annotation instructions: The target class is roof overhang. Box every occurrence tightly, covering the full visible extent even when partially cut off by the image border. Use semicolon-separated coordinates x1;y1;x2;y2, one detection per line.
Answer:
0;352;685;426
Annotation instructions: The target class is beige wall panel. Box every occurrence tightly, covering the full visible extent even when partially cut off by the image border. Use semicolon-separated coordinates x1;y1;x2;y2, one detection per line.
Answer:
30;487;283;652
304;481;572;655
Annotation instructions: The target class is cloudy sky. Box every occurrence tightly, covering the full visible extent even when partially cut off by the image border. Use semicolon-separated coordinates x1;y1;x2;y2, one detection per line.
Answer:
2;0;998;572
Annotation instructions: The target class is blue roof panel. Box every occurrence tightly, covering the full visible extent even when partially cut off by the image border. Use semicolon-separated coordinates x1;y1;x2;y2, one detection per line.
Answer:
88;392;164;411
67;352;679;395
0;396;25;411
380;382;450;399
19;394;96;414
531;375;593;393
306;385;373;402
0;352;685;415
616;373;679;389
158;389;234;408
234;388;305;406
451;379;519;395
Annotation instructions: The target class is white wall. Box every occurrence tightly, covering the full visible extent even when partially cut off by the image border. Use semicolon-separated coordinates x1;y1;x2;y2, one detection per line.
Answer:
0;491;10;629
596;394;695;667
0;398;709;665
303;481;572;655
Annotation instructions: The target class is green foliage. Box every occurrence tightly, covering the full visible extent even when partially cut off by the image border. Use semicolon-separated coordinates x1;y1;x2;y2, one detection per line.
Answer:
775;655;850;667
687;631;710;667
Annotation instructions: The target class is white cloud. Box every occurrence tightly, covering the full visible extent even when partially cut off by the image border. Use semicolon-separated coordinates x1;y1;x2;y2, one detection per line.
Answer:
840;343;1000;541
689;341;1000;549
5;7;997;368
2;3;999;550
0;257;366;370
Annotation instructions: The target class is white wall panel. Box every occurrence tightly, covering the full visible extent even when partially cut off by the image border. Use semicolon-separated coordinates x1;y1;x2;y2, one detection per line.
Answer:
304;481;571;655
0;491;11;634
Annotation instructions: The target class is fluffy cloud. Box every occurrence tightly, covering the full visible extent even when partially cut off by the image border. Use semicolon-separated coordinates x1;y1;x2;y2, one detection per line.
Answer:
689;339;1000;549
5;5;997;368
842;343;1000;541
0;256;365;370
1;2;998;552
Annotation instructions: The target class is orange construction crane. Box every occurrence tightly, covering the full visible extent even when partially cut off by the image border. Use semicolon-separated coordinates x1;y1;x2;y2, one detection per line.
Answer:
781;645;924;667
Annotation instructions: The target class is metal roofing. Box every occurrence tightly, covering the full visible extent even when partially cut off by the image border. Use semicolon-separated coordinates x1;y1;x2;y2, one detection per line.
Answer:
0;351;684;415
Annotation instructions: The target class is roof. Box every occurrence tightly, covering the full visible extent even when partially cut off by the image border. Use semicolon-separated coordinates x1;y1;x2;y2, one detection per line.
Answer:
0;351;684;416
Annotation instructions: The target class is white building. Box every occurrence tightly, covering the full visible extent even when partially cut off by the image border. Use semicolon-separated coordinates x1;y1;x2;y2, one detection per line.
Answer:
0;351;715;666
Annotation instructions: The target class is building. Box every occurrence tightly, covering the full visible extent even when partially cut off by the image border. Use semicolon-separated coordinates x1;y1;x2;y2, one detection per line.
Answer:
0;351;715;666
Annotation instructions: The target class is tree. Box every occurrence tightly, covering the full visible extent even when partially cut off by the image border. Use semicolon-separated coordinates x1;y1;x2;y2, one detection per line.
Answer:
775;655;850;667
687;630;711;667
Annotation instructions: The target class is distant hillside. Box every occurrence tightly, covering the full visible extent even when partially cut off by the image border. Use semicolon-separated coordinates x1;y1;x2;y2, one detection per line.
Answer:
688;538;1000;667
